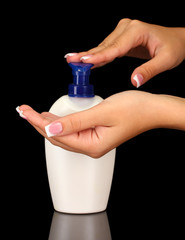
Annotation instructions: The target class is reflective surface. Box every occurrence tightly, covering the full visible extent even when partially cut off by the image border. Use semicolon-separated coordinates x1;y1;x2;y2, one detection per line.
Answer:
49;211;111;240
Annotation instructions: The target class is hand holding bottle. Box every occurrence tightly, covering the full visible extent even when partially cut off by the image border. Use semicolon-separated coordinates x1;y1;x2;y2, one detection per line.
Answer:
65;19;185;87
17;91;185;158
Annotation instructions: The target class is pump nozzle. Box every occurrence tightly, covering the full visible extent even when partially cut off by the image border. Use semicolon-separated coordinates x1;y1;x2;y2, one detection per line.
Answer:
68;62;94;97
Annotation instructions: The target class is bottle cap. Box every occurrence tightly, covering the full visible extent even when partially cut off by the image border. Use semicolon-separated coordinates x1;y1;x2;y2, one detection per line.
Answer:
68;62;94;97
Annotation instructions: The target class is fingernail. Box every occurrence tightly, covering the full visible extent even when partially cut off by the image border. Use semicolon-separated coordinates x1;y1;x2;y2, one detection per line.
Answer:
133;74;144;88
45;122;63;137
64;53;78;58
16;106;27;120
80;55;93;61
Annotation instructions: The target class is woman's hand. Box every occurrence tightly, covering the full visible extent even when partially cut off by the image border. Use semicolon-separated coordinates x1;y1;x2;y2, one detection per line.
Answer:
65;19;185;87
17;91;185;158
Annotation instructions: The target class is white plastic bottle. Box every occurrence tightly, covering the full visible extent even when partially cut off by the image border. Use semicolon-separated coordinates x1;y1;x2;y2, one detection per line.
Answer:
45;62;116;214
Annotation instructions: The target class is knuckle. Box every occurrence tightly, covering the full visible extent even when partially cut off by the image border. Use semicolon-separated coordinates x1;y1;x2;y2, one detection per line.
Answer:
43;118;51;127
141;66;154;80
98;39;109;49
129;19;142;27
109;41;122;56
110;40;120;49
117;18;132;26
145;68;154;79
128;19;146;33
100;40;121;59
117;19;145;33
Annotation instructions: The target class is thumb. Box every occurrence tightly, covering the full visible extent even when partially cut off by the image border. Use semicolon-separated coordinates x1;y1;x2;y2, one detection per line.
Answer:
131;51;173;88
45;104;104;137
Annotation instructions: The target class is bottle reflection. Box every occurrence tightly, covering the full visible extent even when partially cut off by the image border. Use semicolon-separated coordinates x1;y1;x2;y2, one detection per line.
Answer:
49;211;112;240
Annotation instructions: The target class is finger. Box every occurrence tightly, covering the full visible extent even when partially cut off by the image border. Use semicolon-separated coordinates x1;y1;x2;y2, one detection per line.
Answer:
35;123;79;152
41;112;60;121
131;49;175;87
19;107;52;138
18;104;33;112
65;51;88;63
80;25;139;66
18;105;102;155
20;106;80;152
19;106;55;122
44;102;110;137
19;106;51;130
66;18;132;66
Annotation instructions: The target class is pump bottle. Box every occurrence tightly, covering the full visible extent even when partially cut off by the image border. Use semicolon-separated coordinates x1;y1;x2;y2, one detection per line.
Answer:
45;62;116;214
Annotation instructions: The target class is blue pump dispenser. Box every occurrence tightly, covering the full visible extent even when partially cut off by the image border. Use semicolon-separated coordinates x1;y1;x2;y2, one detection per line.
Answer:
68;62;94;98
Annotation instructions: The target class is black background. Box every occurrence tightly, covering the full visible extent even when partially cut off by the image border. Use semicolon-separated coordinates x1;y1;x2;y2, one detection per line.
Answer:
5;1;185;239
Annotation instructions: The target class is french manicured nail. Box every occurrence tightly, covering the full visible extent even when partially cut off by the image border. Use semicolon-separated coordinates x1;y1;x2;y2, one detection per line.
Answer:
133;74;144;88
45;122;63;137
80;55;93;61
16;106;27;120
64;53;78;58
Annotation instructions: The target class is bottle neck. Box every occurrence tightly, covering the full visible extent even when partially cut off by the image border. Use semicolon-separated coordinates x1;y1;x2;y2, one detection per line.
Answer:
73;72;90;85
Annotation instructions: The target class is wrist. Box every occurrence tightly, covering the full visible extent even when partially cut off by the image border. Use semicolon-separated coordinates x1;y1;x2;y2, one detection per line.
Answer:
150;94;185;131
175;28;185;60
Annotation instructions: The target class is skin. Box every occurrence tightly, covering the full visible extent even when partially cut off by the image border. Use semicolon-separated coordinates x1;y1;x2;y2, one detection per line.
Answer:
19;91;185;158
66;19;185;86
18;19;185;158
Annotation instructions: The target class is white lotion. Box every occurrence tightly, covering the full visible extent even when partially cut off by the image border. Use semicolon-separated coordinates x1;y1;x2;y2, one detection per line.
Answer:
45;62;116;214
